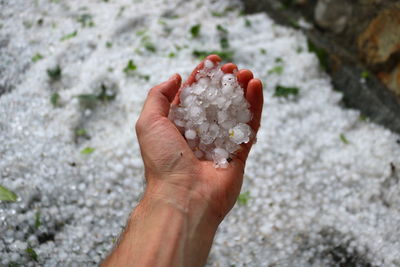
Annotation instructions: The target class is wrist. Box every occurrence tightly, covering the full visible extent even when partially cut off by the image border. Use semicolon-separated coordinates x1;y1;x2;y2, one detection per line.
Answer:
128;182;220;267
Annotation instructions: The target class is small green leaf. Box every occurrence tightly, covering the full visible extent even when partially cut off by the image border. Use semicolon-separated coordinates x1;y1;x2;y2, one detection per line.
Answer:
268;66;284;75
26;247;38;262
32;53;44;62
60;30;77;41
216;24;228;34
361;70;370;79
220;37;229;49
106;42;113;48
77;14;94;27
192;50;234;62
81;147;95;155
359;114;368;121
0;185;17;202
211;11;223;17
136;29;146;36
35;211;41;229
123;60;137;73
50;92;60;107
97;83;116;102
190;24;201;38
77;94;98;109
75;128;88;137
275;57;283;63
340;133;349;144
47;65;62;81
237;191;250;206
274;85;299;97
144;41;157;53
260;48;267;54
244;18;252;27
168;52;176;58
307;40;328;70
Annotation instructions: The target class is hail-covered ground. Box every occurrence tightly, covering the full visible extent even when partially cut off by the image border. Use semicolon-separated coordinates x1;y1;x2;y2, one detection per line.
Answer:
1;0;400;266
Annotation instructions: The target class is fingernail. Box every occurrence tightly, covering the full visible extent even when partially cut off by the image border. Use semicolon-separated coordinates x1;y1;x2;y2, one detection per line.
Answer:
168;74;177;81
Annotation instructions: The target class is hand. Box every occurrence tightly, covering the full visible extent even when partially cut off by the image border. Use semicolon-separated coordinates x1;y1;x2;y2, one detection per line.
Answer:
135;54;263;221
102;55;263;267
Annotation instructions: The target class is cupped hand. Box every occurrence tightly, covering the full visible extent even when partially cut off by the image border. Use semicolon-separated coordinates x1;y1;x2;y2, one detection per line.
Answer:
135;55;263;222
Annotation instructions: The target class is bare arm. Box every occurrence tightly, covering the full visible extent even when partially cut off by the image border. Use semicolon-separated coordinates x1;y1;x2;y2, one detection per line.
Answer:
101;55;263;267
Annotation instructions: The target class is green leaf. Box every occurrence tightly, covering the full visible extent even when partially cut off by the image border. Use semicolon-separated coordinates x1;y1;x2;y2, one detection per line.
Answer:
168;52;176;58
190;24;201;38
97;83;116;102
220;37;229;49
244;18;252;27
0;185;17;202
361;70;370;79
340;133;349;144
237;191;250;206
77;14;94;27
359;114;368;121
260;48;267;54
106;42;113;48
81;147;95;155
32;53;44;62
307;40;328;70
60;30;77;41
192;50;234;62
50;92;60;107
275;57;283;63
77;94;98;109
123;60;137;73
35;211;41;229
216;24;228;34
144;41;157;53
26;247;38;262
47;65;62;81
268;66;284;75
211;11;224;17
274;85;299;97
75;128;88;137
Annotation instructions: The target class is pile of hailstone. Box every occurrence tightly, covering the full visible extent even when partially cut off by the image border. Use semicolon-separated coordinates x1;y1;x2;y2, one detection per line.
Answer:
169;60;253;168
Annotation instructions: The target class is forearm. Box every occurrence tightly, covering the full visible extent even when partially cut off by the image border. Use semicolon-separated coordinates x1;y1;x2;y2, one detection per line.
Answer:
101;181;220;267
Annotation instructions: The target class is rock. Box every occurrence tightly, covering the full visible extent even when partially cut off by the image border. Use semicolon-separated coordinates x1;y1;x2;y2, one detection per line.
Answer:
314;0;352;34
357;5;400;65
379;63;400;96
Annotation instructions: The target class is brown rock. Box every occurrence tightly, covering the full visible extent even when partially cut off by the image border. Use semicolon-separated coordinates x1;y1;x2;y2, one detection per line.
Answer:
380;63;400;96
357;5;400;65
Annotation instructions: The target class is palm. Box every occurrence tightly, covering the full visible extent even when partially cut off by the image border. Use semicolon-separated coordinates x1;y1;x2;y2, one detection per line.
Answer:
136;54;263;219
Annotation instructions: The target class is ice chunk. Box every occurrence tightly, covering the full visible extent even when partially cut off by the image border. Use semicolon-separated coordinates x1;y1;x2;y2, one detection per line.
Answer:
185;129;197;140
229;123;251;144
213;148;229;168
169;61;253;168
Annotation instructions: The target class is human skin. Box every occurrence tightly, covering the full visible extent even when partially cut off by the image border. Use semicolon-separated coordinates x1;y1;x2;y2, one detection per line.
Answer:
101;55;263;267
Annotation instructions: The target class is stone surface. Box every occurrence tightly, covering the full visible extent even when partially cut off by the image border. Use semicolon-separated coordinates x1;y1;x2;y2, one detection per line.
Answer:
380;63;400;96
242;0;400;134
314;0;352;34
357;5;400;65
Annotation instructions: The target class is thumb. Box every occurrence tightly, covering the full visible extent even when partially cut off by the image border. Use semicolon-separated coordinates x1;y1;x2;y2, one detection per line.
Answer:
140;74;182;120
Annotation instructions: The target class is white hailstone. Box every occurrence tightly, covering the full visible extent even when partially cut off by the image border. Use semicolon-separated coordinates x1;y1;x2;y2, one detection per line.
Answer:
169;62;253;168
185;129;197;140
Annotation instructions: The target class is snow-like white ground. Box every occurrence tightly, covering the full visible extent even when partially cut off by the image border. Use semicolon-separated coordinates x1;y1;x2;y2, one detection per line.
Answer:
1;0;400;266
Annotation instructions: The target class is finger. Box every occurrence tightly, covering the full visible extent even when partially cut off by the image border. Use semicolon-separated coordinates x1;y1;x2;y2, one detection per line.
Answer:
236;69;253;96
221;63;238;74
246;79;263;133
140;74;182;121
235;78;263;163
172;54;221;105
